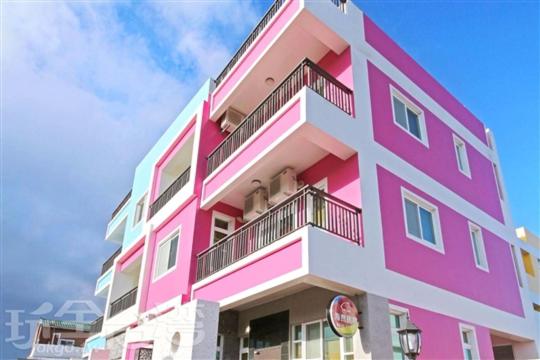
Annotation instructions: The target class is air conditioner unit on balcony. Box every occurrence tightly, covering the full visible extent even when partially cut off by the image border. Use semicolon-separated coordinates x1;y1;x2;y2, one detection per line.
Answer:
244;187;268;222
268;168;297;206
220;107;245;133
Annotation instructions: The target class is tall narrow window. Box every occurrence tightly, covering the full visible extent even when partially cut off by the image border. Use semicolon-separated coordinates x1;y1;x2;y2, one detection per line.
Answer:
469;223;488;271
402;190;443;252
453;135;471;177
154;230;179;280
133;193;147;226
305;322;321;359
492;163;504;200
389;311;408;360
211;212;234;244
460;325;480;360
239;337;249;360
521;250;536;276
216;334;223;360
511;245;523;287
291;325;303;360
391;89;426;145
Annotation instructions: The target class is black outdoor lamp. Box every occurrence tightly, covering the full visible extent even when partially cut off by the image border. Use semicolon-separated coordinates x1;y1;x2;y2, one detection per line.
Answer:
397;319;422;360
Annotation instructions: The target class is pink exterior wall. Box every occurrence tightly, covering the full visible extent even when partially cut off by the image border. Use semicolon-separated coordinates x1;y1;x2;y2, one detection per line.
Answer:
203;99;302;199
369;62;504;222
298;153;361;208
317;47;354;90
150;120;195;202
390;300;495;360
139;197;198;312
192;238;302;302
378;165;523;316
364;15;488;145
211;0;300;112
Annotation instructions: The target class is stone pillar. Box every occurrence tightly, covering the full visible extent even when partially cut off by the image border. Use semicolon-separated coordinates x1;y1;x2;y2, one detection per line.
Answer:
218;310;240;360
355;293;393;360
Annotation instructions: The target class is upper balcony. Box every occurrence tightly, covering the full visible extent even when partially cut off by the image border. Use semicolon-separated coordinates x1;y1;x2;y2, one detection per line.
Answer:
105;190;131;244
95;247;121;297
211;0;353;121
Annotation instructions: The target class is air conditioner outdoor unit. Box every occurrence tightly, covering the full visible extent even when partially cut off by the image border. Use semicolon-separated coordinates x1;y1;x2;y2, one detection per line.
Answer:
220;107;245;133
244;187;268;222
268;168;297;206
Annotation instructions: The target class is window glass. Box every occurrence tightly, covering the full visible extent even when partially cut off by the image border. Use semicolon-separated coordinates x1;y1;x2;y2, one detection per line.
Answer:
419;208;435;244
406;108;421;138
405;199;421;238
389;314;406;360
292;325;302;359
134;194;146;225
306;323;321;359
155;232;179;278
323;321;341;360
393;97;408;129
212;214;233;244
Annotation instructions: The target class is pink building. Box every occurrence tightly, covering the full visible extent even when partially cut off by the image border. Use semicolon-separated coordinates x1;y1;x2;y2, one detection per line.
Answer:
83;1;539;359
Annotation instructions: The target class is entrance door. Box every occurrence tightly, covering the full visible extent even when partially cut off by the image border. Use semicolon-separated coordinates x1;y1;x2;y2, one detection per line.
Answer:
250;311;289;360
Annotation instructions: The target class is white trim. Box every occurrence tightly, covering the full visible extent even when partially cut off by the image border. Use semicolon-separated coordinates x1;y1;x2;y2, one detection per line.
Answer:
401;187;444;254
313;177;328;192
468;221;489;272
453;134;471;178
58;338;75;346
390;85;429;148
152;226;181;282
239;336;249;360
210;211;235;245
52;333;61;345
216;333;224;360
459;323;481;360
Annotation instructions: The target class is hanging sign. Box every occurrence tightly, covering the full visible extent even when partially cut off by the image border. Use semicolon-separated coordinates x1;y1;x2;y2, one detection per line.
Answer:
326;295;360;337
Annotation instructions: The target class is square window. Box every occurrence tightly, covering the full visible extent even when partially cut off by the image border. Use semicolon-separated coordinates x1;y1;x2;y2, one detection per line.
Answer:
154;231;179;279
453;135;471;177
391;89;427;145
402;189;443;252
133;194;147;226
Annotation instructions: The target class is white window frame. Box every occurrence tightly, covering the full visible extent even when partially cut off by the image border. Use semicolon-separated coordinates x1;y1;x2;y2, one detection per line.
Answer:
291;324;303;360
401;188;444;253
453;134;471;178
211;211;235;245
216;333;224;360
132;192;148;227
468;222;489;272
52;333;61;345
291;319;355;360
390;86;429;147
389;305;410;360
153;226;181;282
459;324;480;360
59;338;75;346
239;336;249;360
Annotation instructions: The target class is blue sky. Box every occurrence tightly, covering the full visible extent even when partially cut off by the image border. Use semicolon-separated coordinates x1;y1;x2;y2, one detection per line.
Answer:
1;1;538;359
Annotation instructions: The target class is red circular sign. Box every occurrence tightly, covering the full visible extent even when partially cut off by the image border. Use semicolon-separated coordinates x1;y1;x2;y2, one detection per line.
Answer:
326;295;359;337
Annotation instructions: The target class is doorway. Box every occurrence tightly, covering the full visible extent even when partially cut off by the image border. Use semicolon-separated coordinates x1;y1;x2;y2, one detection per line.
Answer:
249;311;289;360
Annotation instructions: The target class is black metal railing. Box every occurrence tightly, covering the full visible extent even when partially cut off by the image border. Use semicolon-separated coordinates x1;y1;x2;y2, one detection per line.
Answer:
196;186;362;281
109;287;137;318
90;316;103;333
215;0;286;87
148;167;191;218
207;59;353;175
111;190;131;220
101;248;122;275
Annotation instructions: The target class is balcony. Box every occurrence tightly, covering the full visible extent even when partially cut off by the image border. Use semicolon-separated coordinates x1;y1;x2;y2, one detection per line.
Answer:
111;190;131;219
109;287;137;318
101;248;121;275
89;316;103;334
208;59;353;176
149;166;190;218
196;186;361;281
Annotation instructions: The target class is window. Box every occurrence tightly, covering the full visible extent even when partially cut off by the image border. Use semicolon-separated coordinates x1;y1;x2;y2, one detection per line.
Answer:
154;230;179;280
59;338;75;346
239;337;249;360
492;163;504;200
510;245;523;287
292;325;303;359
133;193;147;226
52;333;61;345
469;223;488;271
391;88;427;145
216;334;223;360
460;325;480;360
402;189;443;252
211;212;234;244
453;135;471;177
389;307;408;360
292;320;355;360
521;250;536;276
